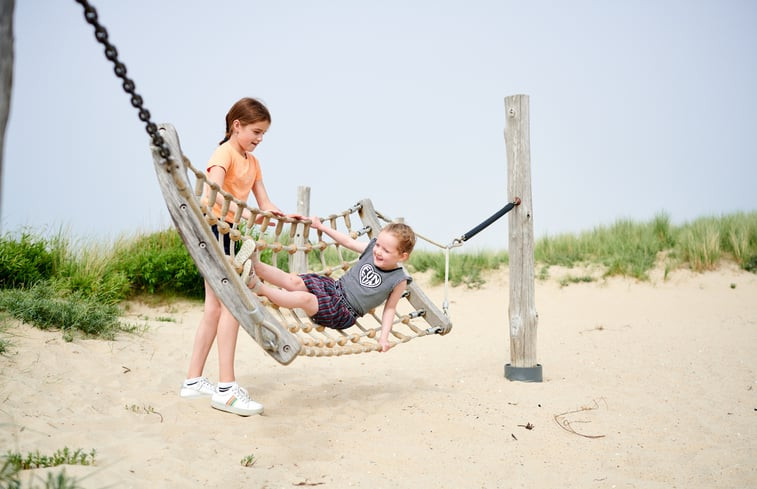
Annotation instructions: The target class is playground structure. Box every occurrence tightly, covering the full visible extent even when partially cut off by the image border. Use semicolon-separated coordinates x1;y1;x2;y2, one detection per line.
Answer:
151;122;452;364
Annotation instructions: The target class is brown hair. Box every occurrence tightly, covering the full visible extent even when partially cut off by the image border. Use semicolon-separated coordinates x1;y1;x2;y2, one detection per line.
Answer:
219;97;272;145
382;222;416;256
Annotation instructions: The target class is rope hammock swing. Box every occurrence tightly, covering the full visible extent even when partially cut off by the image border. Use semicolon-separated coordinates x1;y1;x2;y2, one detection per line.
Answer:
153;124;451;365
74;0;518;366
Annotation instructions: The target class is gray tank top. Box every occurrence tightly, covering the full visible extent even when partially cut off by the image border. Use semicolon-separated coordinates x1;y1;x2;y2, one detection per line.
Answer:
338;238;412;316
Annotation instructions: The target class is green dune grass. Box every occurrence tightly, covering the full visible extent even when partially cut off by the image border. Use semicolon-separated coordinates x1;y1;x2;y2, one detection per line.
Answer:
0;211;755;340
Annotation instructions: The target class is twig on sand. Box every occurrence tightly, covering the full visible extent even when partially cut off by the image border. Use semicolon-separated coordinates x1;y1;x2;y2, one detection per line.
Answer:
553;398;607;439
293;480;325;486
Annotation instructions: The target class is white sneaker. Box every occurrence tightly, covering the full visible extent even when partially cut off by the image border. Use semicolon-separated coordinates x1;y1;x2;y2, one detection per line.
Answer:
211;384;264;416
179;377;215;399
233;239;257;272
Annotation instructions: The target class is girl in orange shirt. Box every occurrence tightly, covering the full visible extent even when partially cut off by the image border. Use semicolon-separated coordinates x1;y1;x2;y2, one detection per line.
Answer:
179;97;288;416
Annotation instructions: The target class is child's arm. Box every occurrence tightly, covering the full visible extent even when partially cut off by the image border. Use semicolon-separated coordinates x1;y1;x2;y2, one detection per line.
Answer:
310;216;367;254
249;179;303;222
378;281;408;352
251;179;283;216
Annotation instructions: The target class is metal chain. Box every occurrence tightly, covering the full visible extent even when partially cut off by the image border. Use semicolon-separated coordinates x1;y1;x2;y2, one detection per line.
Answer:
74;0;171;159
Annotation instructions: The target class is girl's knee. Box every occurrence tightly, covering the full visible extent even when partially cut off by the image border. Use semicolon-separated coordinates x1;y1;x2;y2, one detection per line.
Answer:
203;301;223;320
289;275;308;291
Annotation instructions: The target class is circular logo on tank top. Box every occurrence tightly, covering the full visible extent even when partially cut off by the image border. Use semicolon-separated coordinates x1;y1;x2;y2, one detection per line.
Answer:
359;264;382;288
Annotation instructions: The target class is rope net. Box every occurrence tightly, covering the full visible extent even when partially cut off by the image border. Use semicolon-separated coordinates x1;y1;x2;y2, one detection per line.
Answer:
151;124;451;365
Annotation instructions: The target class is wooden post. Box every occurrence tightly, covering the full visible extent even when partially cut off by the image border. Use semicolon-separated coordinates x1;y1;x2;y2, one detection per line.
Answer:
289;186;310;274
504;94;542;382
0;0;15;227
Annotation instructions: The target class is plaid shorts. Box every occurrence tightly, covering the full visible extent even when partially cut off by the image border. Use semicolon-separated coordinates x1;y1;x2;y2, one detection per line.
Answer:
300;274;357;330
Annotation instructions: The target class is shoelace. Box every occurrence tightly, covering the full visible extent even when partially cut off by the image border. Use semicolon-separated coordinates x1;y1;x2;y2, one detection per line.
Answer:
234;386;251;401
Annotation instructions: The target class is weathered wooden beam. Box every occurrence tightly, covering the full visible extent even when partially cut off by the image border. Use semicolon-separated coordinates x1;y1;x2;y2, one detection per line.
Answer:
0;0;14;226
504;94;542;382
289;185;310;275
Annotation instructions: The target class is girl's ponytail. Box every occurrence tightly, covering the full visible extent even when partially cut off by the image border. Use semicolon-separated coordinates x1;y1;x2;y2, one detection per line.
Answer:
219;121;231;145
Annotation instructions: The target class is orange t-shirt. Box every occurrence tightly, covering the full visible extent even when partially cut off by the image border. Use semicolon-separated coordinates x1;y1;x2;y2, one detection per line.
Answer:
205;142;262;222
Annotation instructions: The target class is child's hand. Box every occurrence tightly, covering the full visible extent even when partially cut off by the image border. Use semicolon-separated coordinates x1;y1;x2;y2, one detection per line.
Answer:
309;216;323;229
378;338;391;352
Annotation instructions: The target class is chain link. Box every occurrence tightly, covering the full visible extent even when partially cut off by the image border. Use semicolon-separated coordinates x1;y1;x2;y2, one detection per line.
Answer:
74;0;171;159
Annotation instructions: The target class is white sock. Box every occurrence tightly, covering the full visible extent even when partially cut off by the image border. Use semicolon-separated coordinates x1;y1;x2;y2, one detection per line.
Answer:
217;381;236;393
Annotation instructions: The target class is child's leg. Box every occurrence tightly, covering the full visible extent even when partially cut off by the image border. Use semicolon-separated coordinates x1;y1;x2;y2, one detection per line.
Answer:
256;283;319;316
216;304;240;383
186;281;222;378
248;259;319;315
253;260;309;292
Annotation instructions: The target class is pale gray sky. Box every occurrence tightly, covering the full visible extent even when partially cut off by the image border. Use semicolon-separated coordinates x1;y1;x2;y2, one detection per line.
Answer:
2;0;756;249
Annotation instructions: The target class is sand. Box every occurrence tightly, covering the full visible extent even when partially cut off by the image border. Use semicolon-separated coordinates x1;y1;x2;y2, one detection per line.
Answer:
1;264;755;488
